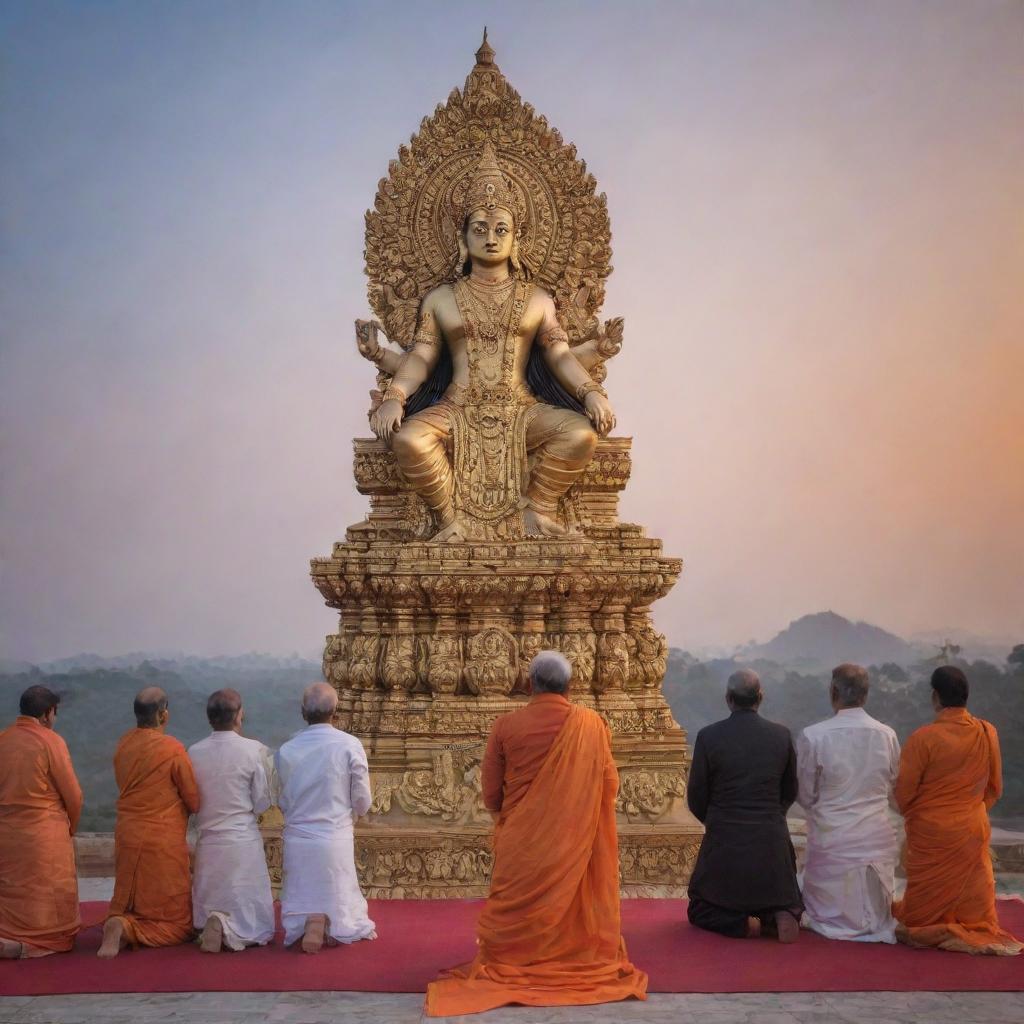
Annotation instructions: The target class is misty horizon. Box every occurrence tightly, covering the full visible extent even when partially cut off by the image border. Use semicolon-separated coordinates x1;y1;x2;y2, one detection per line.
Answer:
4;611;1019;668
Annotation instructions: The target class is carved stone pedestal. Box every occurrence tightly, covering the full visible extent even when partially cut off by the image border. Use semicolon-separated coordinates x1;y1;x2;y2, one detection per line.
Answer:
310;438;701;897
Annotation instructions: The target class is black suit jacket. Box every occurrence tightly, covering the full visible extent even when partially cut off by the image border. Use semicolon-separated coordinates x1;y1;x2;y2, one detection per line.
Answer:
686;708;801;912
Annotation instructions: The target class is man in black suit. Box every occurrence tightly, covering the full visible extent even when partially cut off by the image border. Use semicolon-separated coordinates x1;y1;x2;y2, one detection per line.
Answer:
686;669;802;941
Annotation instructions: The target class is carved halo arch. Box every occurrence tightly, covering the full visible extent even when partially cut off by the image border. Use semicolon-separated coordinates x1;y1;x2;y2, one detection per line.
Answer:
364;33;612;348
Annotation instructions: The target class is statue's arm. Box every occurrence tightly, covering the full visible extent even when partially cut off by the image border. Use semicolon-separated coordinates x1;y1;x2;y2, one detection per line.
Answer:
369;299;443;444
537;295;616;435
355;319;405;375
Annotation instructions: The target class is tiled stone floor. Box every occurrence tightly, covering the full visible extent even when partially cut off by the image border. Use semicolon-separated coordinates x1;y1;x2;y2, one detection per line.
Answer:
1;991;1023;1024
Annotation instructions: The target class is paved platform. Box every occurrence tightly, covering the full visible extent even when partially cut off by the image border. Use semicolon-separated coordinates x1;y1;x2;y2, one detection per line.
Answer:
1;991;1022;1024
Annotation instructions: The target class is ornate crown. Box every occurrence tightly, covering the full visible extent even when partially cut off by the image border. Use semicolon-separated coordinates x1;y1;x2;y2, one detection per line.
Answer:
364;32;612;347
456;143;525;227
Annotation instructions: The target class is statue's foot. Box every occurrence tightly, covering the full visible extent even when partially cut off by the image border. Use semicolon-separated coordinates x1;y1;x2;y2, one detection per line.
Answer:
524;508;569;537
428;519;469;544
97;917;126;959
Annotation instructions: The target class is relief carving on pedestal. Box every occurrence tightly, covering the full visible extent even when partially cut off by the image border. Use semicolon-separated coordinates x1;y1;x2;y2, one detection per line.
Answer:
463;627;519;696
616;769;688;819
424;635;463;694
371;749;488;825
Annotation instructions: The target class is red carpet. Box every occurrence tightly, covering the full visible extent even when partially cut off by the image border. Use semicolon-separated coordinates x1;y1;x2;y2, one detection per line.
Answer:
1;898;1022;996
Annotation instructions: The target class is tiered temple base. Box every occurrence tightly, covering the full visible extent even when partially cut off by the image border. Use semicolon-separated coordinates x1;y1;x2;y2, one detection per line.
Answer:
307;437;701;897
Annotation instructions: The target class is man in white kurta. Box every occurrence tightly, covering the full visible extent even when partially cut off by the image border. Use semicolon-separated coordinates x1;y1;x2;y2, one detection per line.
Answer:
276;682;375;953
797;663;901;943
188;689;276;952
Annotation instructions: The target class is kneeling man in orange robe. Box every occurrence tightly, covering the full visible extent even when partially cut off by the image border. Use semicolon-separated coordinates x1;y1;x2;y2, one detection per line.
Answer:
98;687;200;957
425;651;647;1016
893;666;1022;956
0;686;83;958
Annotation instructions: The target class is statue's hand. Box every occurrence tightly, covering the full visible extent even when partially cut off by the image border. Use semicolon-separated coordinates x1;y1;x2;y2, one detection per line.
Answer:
596;317;624;359
371;399;404;445
355;319;383;362
584;392;616;437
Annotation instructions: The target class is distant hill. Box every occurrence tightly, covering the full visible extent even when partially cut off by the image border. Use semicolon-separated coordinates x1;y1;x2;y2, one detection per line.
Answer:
742;611;917;668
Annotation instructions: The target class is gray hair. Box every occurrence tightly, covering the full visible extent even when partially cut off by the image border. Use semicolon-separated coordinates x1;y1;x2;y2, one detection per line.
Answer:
302;682;338;724
529;651;572;695
831;663;869;708
726;668;762;709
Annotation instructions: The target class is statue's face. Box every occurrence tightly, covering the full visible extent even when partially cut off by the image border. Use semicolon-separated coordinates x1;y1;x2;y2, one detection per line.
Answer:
464;207;515;267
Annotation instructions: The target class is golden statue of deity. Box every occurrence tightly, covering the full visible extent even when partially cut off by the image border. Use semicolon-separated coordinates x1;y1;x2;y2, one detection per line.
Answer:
301;32;701;900
358;138;616;542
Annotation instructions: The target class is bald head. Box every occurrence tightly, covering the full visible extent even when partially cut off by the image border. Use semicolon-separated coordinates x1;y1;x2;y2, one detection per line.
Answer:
207;688;242;731
726;669;762;710
302;682;338;725
134;686;169;728
831;663;870;709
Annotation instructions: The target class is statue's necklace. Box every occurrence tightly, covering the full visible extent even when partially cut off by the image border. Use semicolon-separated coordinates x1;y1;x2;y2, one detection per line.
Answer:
463;276;515;350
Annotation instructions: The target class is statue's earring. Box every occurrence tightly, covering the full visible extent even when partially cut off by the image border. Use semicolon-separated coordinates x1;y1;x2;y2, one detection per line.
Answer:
510;236;522;276
456;235;469;277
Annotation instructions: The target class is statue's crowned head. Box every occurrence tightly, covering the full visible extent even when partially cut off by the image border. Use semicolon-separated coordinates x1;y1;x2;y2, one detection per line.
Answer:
455;143;528;278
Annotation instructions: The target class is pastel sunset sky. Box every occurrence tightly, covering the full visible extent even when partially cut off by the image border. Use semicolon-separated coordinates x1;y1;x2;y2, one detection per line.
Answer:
2;0;1022;661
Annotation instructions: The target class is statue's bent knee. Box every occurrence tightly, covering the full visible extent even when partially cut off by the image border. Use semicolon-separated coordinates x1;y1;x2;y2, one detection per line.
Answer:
390;423;426;464
526;417;598;517
391;419;453;515
547;420;598;463
568;424;598;461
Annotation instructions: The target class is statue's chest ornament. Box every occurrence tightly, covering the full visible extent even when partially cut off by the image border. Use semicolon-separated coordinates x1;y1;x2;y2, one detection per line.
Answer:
453;278;530;399
449;279;533;529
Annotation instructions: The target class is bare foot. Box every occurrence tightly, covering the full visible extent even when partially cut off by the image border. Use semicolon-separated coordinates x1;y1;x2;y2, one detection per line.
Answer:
301;914;327;955
774;909;800;944
0;938;24;959
523;508;568;537
745;917;762;938
199;916;223;954
97;917;126;959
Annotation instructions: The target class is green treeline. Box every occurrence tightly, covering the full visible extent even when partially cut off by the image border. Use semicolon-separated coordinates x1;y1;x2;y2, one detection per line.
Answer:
2;647;1021;830
0;661;316;831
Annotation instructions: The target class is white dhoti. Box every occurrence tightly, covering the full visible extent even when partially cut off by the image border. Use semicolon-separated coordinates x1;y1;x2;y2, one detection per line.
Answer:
188;730;277;950
801;854;897;943
797;707;901;943
193;832;276;949
275;723;376;947
280;824;375;946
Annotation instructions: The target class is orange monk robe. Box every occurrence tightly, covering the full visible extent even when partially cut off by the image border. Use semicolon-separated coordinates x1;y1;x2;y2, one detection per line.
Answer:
0;716;83;956
107;729;200;948
426;696;648;1016
893;707;1022;955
